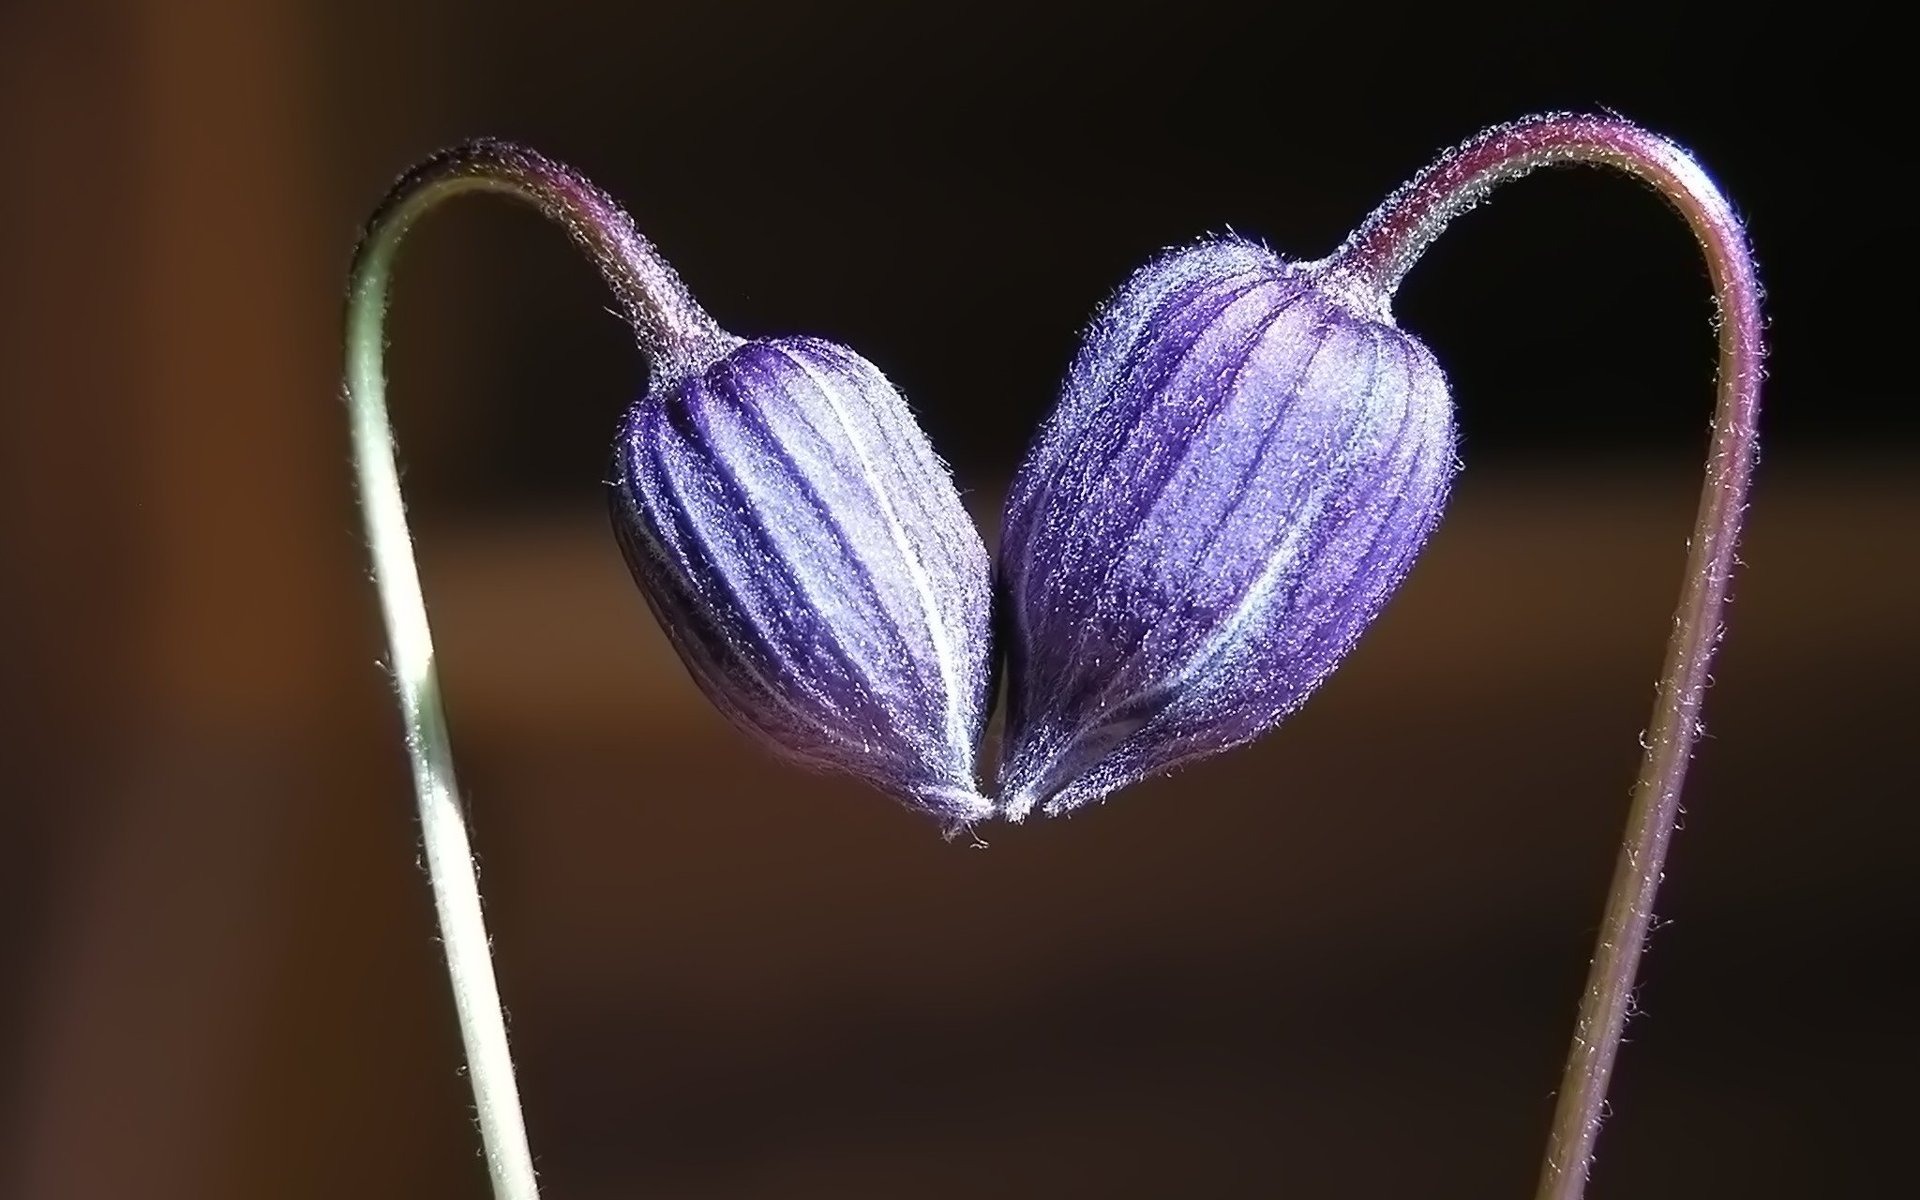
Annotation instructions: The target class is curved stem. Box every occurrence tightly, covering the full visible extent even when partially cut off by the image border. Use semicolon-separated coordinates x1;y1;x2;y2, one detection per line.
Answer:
343;142;721;1200
1327;114;1764;1200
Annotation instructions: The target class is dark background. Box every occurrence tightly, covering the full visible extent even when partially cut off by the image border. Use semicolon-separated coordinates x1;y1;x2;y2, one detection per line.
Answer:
2;3;1911;1198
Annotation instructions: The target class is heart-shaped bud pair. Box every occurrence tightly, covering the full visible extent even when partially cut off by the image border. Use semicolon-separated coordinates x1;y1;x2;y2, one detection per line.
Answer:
996;239;1458;817
609;239;1455;826
576;156;1451;825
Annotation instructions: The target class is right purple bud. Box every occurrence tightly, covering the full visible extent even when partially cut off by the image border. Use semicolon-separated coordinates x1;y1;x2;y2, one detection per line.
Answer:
995;237;1458;819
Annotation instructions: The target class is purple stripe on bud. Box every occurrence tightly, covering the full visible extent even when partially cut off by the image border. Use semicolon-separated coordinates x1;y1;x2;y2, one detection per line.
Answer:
998;238;1457;818
612;338;994;824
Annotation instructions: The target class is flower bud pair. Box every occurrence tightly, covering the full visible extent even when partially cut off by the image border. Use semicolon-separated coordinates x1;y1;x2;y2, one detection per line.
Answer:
608;239;1453;825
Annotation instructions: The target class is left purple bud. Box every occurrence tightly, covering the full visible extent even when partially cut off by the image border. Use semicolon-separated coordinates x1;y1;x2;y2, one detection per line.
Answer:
358;142;997;825
611;336;995;825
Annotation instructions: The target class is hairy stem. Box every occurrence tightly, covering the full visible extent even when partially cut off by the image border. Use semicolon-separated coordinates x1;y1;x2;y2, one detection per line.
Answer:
343;142;719;1200
1327;113;1765;1200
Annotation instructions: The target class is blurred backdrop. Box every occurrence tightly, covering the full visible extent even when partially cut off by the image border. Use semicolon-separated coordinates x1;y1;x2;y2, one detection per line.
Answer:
1;2;1912;1197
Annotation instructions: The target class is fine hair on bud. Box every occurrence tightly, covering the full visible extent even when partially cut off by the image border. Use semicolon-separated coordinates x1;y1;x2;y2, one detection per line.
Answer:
997;238;1457;818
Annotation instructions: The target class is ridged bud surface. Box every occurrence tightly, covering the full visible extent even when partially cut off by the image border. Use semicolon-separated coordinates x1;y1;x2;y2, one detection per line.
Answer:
998;239;1457;817
612;338;994;823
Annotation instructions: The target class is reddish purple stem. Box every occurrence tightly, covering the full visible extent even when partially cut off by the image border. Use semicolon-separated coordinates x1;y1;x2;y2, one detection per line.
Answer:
356;140;729;377
1329;114;1765;1200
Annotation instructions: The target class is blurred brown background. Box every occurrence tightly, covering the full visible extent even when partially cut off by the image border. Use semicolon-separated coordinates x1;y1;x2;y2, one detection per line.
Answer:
1;2;1911;1197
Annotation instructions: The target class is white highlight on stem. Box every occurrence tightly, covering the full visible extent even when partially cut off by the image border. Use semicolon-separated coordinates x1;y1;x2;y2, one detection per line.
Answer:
345;194;540;1200
342;144;715;1199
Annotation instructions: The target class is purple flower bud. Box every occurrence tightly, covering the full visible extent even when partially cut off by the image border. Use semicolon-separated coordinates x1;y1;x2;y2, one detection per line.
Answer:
996;238;1457;818
612;336;994;824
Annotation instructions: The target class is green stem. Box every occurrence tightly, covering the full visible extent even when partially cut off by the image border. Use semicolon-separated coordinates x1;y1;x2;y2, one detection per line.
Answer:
342;142;719;1200
1326;113;1765;1200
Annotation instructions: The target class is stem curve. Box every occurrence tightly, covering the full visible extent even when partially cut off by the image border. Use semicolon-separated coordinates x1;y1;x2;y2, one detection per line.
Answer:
1327;113;1765;1200
343;142;720;1200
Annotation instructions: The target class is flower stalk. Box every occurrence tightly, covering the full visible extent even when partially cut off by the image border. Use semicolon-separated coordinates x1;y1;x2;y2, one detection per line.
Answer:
343;142;716;1200
1326;113;1764;1200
